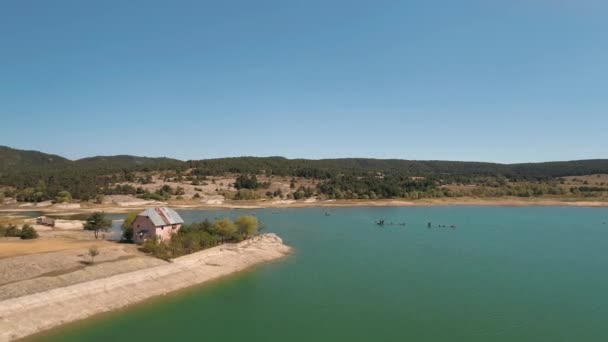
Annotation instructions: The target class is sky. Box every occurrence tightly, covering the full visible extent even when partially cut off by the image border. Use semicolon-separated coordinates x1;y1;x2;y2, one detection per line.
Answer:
1;0;607;163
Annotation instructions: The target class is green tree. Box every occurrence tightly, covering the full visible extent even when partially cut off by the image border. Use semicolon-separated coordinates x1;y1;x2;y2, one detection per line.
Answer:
234;174;259;190
293;190;305;200
121;211;138;242
55;191;72;203
2;224;21;237
211;218;237;240
235;216;259;238
20;224;38;239
235;189;258;200
84;212;112;239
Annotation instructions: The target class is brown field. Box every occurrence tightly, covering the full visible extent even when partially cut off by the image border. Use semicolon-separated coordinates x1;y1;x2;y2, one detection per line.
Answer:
0;234;111;259
561;174;608;187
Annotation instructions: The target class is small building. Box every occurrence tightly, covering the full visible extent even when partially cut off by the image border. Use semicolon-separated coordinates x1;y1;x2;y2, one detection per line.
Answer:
132;207;184;244
36;216;55;227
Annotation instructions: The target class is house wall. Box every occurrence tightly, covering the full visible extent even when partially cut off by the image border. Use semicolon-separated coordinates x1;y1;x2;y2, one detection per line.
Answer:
155;223;181;241
132;216;157;244
132;216;182;244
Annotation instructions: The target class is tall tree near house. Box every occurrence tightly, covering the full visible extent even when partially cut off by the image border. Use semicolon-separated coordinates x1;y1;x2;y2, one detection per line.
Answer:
84;212;112;239
121;211;139;242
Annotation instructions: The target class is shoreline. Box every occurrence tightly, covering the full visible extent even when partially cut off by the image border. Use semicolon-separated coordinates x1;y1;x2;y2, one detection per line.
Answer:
0;234;291;342
2;197;608;215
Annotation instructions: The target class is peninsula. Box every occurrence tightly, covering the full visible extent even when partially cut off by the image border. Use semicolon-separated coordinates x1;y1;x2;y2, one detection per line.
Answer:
0;233;291;341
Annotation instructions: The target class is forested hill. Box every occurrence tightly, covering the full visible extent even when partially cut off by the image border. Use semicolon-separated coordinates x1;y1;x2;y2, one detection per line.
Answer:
1;145;608;201
186;157;608;179
0;146;182;173
0;146;70;171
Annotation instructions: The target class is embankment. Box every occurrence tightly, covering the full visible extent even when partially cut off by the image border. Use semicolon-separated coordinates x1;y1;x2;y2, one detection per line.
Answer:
0;234;291;341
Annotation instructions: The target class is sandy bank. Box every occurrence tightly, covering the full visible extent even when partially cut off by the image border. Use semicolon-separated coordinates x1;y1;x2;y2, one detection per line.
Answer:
0;234;291;342
1;197;607;216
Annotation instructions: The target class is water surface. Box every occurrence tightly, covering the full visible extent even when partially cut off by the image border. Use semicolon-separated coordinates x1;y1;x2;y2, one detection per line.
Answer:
34;207;608;341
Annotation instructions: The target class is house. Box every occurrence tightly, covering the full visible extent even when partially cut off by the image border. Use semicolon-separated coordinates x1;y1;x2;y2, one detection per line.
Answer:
132;207;184;244
36;216;55;227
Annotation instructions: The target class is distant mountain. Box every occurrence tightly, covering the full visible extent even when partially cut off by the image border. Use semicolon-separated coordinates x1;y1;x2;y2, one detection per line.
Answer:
0;146;184;172
0;145;71;171
1;145;608;201
2;145;608;178
75;155;184;171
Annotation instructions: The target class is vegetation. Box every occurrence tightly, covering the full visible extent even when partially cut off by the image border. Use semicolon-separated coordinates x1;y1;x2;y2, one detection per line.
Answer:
88;246;100;264
19;224;39;239
235;188;258;200
0;224;21;237
121;211;138;242
141;216;260;260
83;212;112;239
2;145;608;202
234;174;259;189
0;223;39;239
55;190;72;203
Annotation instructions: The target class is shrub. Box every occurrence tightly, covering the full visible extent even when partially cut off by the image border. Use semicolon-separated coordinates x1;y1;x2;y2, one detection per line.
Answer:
235;216;259;238
20;224;38;239
121;211;138;242
293;190;306;200
1;224;21;237
212;218;238;240
55;191;72;203
141;216;261;260
235;189;258;200
88;246;100;263
234;175;259;190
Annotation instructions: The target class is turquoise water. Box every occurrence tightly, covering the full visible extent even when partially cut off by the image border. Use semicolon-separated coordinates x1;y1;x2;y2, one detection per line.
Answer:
34;207;608;341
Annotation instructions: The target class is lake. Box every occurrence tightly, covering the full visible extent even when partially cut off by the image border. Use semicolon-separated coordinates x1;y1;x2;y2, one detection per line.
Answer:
33;206;608;341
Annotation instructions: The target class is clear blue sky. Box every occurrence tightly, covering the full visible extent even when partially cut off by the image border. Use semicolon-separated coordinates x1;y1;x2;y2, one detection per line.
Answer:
1;0;606;163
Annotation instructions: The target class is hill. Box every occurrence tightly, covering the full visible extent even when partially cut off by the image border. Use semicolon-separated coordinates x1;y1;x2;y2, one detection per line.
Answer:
0;146;71;171
1;145;608;202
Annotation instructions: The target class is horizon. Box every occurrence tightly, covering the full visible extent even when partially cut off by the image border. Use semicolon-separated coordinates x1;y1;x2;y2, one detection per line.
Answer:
2;1;607;163
2;144;606;165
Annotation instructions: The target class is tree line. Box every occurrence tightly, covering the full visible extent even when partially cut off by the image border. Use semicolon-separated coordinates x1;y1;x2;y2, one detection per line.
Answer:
121;213;260;260
2;145;608;202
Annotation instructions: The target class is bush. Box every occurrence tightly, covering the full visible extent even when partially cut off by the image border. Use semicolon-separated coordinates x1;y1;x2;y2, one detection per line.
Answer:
141;216;261;260
55;191;72;203
141;237;172;260
212;218;238;240
121;211;138;242
20;224;38;239
234;175;259;190
293;190;306;200
235;189;258;200
1;224;21;237
235;216;259;238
